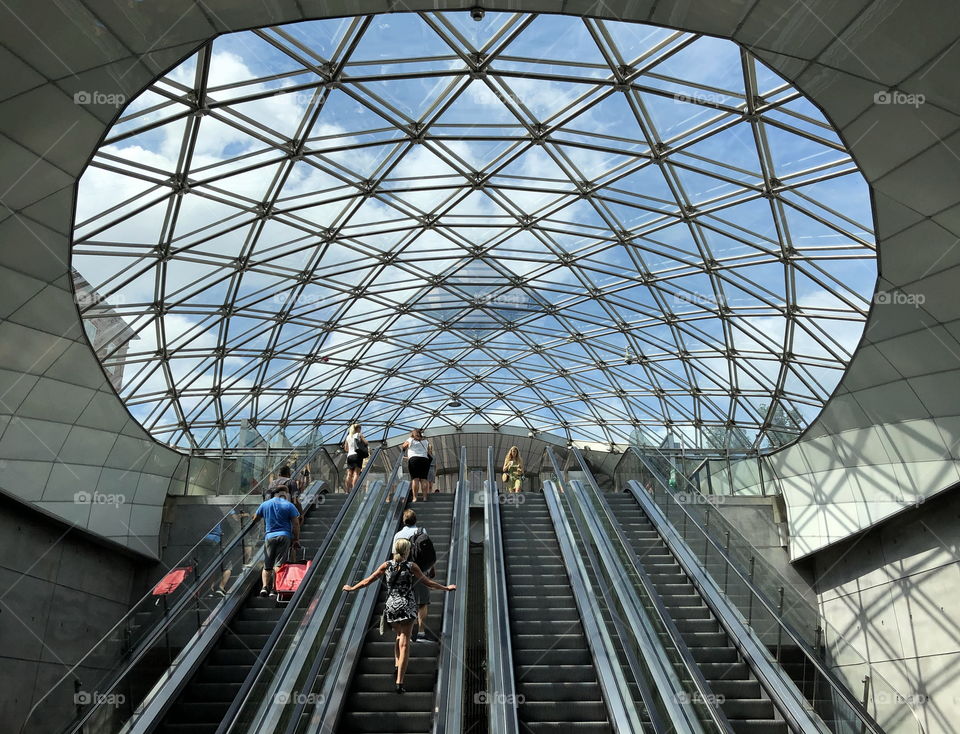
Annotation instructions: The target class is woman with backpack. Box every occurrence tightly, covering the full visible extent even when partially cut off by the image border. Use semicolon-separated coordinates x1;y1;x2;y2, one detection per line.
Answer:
342;537;455;693
343;423;368;493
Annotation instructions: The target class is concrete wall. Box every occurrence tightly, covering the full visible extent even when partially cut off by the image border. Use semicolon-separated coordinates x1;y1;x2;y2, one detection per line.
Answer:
0;493;146;734
814;490;960;734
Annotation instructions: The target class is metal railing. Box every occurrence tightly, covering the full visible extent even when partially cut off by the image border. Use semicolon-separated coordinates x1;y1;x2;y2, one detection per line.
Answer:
432;445;470;734
541;478;646;732
218;452;404;734
629;450;908;734
124;473;364;734
559;450;734;733
484;445;520;734
25;443;335;734
295;476;412;732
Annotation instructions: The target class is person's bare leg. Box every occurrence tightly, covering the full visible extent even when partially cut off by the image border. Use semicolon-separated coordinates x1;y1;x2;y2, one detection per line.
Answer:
394;635;400;669
219;568;231;592
261;567;273;591
395;621;414;684
416;604;429;639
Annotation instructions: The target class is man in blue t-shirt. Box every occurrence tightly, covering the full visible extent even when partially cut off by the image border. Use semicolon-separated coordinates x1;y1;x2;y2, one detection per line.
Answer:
254;487;301;597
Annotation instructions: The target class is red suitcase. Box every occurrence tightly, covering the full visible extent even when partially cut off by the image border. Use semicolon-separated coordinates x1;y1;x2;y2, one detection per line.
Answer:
151;566;193;596
274;548;310;602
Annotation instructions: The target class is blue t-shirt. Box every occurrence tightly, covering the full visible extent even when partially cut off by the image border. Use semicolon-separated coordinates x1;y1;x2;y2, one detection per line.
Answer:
256;497;300;540
204;509;238;543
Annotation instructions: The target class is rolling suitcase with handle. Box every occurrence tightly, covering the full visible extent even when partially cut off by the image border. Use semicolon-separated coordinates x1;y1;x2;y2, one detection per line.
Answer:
273;545;310;602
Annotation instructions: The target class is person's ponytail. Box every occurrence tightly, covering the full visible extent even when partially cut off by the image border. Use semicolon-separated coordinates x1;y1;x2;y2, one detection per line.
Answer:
392;538;411;564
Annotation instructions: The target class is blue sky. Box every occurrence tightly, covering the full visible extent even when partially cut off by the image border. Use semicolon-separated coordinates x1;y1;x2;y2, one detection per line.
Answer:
73;11;876;451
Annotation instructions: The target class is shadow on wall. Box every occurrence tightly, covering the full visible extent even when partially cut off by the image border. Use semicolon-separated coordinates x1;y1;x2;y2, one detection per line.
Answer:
0;493;147;734
813;485;960;734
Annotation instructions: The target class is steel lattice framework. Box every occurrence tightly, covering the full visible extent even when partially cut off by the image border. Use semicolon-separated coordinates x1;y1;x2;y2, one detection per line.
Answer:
72;11;875;451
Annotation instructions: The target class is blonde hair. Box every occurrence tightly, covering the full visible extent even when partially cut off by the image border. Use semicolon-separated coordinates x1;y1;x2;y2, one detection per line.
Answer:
348;423;361;436
393;538;411;563
506;446;522;469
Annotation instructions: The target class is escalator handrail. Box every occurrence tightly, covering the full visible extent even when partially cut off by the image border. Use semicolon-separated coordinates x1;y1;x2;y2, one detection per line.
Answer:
54;469;330;734
214;451;394;734
570;449;735;734
540;478;645;733
484;445;520;734
121;470;368;734
432;444;470;734
547;448;686;733
32;442;333;734
626;477;835;734
630;452;890;733
567;476;732;734
300;474;413;733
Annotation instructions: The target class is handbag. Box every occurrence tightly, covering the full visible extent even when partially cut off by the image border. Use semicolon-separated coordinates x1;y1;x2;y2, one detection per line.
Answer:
501;473;508;482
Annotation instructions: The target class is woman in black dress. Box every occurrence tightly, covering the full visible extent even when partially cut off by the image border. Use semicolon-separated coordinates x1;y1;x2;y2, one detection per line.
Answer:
342;537;455;692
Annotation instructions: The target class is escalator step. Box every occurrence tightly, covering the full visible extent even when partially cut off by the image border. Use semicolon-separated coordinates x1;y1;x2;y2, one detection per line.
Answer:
338;712;432;732
515;664;599;683
197;664;250;683
521;701;608;721
346;691;433;712
351;673;436;693
182;681;240;702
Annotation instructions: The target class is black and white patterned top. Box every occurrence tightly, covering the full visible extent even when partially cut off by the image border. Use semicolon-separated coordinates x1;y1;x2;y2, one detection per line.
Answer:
383;559;418;624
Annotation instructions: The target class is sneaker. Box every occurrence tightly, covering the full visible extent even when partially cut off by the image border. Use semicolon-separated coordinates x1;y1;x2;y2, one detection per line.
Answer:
269;590;277;598
259;588;269;597
215;588;227;598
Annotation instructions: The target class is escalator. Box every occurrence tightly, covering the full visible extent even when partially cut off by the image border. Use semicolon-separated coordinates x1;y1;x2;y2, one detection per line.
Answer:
500;493;611;732
562;445;889;734
274;451;470;734
158;494;349;734
337;494;456;732
604;492;786;734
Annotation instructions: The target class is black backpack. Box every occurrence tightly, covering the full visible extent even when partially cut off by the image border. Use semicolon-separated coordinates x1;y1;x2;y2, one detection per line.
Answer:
409;527;436;572
355;436;369;459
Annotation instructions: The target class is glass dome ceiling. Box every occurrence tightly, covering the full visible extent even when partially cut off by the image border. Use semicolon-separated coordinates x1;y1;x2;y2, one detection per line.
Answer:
72;11;876;452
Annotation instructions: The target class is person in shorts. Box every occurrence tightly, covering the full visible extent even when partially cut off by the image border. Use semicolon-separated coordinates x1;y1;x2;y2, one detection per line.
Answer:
343;423;366;492
393;509;434;642
401;428;431;502
254;487;300;597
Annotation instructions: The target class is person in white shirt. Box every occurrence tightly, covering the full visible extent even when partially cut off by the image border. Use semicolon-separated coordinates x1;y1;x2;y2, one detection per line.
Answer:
343;423;366;492
401;428;431;502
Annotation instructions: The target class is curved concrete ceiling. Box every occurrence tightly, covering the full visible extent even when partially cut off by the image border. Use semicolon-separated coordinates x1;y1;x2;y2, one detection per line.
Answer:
0;0;958;558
